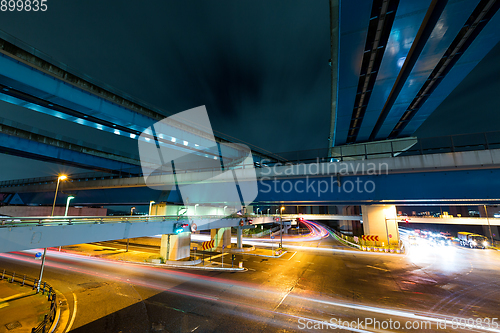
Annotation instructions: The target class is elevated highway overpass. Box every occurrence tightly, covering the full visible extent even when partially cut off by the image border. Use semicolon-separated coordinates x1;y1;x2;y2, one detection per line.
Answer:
3;147;500;206
400;216;500;226
0;214;278;254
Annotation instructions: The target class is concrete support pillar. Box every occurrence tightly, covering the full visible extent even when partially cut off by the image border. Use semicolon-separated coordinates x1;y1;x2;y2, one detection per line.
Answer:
237;227;243;249
160;232;191;261
211;227;231;250
361;205;399;246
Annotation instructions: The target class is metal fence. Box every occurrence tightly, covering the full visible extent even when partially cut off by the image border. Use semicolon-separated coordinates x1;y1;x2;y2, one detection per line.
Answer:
0;269;57;333
0;214;242;228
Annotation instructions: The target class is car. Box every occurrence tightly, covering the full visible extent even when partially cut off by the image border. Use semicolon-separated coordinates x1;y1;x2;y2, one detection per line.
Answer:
408;235;419;246
431;234;452;246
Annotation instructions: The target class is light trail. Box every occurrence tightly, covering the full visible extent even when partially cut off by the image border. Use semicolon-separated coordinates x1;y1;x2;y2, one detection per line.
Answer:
2;250;498;332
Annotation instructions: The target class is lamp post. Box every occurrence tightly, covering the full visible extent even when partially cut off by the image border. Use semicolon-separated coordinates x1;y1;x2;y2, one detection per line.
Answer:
194;204;199;215
256;208;260;216
267;209;270;216
64;195;75;217
38;174;67;293
224;206;227;215
280;206;285;248
484;205;495;247
126;207;136;252
149;201;155;215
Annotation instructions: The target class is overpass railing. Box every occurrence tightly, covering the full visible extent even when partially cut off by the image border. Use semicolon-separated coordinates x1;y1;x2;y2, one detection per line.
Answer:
2;131;500;188
275;131;500;162
0;214;248;228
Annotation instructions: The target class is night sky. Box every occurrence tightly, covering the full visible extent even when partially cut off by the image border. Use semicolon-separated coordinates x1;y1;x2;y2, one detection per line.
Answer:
0;0;499;181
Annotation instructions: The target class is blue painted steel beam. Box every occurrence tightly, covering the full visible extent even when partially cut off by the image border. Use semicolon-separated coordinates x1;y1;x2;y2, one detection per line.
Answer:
9;168;500;206
335;0;373;146
400;0;500;136
368;0;449;141
356;0;441;141
0;132;139;173
376;0;482;139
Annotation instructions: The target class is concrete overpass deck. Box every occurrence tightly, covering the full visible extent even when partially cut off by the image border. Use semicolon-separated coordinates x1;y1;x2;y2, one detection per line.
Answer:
0;215;275;253
0;213;365;253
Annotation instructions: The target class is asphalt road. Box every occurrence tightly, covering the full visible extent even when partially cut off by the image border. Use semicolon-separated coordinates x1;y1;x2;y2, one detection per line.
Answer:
1;226;500;332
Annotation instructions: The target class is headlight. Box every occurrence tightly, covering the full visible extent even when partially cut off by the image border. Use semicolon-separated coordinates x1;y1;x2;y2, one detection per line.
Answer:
471;241;477;245
483;241;488;247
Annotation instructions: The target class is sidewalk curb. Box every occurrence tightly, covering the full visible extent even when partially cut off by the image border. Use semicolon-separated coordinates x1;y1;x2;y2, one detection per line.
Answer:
51;290;70;333
128;260;247;272
226;245;256;253
240;250;288;258
54;248;246;272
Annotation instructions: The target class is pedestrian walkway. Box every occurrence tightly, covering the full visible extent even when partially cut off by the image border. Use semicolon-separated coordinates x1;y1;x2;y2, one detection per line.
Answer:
0;280;49;333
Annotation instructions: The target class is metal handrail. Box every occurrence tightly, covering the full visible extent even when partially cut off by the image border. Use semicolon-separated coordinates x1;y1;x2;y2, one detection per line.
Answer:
0;268;57;333
0;214;259;228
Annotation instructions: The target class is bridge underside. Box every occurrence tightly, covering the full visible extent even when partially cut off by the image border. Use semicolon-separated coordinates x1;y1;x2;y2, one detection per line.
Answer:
334;0;500;146
2;149;500;206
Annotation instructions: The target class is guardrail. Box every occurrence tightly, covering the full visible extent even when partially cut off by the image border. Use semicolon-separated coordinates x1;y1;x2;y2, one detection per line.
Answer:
0;214;264;228
0;269;57;333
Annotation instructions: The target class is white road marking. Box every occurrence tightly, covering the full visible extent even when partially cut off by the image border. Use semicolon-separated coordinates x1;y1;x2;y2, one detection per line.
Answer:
366;265;389;272
65;292;77;333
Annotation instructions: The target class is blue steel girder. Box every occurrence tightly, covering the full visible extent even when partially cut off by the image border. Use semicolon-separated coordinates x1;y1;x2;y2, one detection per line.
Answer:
0;34;277;163
0;131;140;173
334;0;500;146
8;168;500;206
399;0;500;136
375;0;484;139
357;0;450;142
335;0;373;146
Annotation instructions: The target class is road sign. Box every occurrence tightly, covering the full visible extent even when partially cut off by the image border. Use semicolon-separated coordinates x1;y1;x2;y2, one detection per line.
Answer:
193;247;197;251
222;245;225;249
353;236;359;243
389;234;392;238
270;236;275;239
191;223;197;232
239;219;244;226
201;240;215;250
35;252;42;260
361;235;379;241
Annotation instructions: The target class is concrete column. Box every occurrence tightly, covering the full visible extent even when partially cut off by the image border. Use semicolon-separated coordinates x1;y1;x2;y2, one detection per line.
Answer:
237;227;242;249
160;232;191;261
361;205;399;246
211;227;232;250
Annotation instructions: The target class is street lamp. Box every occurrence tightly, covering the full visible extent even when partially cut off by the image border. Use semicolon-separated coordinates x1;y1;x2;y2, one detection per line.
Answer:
38;174;67;293
256;208;260;216
223;206;227;215
126;207;136;252
64;195;75;217
194;204;199;215
484;205;495;247
267;209;270;216
149;201;155;215
50;175;67;216
280;206;285;248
